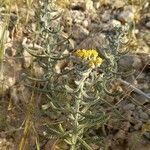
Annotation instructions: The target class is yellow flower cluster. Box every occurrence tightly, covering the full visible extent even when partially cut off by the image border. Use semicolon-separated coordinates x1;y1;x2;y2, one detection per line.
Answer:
73;49;103;68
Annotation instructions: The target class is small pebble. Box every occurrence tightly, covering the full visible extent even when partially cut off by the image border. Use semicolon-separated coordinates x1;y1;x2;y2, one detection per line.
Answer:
117;5;136;23
112;0;125;8
123;103;135;111
136;106;142;110
101;11;111;22
138;109;143;114
82;19;89;28
145;21;150;29
139;112;149;120
134;121;142;130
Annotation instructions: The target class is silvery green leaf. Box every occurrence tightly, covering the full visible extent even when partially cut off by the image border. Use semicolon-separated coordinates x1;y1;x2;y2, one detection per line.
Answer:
68;114;75;120
42;103;51;110
74;80;80;85
59;123;65;133
64;139;72;145
82;90;93;99
65;85;74;93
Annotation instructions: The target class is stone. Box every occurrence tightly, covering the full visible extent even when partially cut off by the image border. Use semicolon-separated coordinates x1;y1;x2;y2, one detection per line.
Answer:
101;11;111;22
134;121;142;130
118;11;134;23
139;112;149;120
82;19;90;28
85;0;96;13
71;24;89;43
70;10;85;24
77;33;107;50
118;55;134;72
112;0;125;8
145;21;150;29
123;103;135;111
117;6;136;23
118;54;143;71
132;55;142;69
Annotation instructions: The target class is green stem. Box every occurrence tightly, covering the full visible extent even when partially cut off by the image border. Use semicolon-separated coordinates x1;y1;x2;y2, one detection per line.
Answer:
71;93;81;150
70;69;92;150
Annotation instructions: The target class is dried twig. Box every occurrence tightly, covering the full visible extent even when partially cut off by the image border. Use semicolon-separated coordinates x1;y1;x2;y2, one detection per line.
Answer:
119;79;150;100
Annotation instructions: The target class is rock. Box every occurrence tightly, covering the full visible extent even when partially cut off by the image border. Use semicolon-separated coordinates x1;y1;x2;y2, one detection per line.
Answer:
77;33;107;50
123;103;135;111
112;0;125;8
61;11;73;27
118;55;143;72
82;19;90;28
132;111;140;120
93;1;101;9
136;106;142;110
132;56;142;69
118;55;134;72
101;11;111;22
70;10;85;24
71;24;89;43
138;108;143;114
139;112;149;120
118;11;134;23
134;121;142;130
117;5;136;23
85;0;96;13
145;21;150;29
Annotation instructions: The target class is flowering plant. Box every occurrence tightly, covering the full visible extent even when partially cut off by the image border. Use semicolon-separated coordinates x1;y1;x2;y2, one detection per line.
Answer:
24;1;130;148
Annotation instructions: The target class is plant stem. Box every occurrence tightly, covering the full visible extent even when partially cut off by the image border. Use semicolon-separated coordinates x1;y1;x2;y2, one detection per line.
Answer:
71;69;92;150
71;93;81;150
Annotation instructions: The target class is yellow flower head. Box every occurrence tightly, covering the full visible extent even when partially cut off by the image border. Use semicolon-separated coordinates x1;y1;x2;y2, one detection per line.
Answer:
73;49;103;68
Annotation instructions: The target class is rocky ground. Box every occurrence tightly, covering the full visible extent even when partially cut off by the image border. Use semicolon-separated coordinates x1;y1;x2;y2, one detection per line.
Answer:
0;0;150;149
